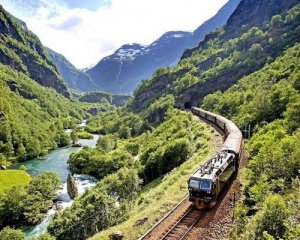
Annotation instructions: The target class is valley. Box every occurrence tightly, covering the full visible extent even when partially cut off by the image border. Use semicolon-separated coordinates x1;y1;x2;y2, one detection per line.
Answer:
0;0;299;240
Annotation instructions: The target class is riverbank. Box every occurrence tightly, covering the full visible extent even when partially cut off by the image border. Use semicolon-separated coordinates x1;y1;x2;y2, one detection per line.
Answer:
8;122;100;239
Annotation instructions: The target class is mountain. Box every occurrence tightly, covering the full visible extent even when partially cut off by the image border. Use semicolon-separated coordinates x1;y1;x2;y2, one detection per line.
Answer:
47;48;99;92
86;0;240;94
0;6;69;98
131;0;300;112
86;33;192;93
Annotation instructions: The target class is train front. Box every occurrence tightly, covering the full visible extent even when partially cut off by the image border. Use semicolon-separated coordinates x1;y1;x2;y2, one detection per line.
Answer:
188;176;216;209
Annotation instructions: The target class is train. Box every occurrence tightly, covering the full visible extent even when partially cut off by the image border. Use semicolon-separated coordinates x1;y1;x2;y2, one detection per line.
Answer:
188;107;243;209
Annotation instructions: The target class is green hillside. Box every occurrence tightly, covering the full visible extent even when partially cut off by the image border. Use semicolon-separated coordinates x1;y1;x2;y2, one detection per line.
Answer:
0;6;69;97
0;63;83;164
202;42;300;240
131;4;300;113
0;170;30;194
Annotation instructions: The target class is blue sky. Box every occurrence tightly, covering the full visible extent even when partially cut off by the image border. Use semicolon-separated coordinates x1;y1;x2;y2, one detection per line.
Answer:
63;0;112;11
1;0;228;68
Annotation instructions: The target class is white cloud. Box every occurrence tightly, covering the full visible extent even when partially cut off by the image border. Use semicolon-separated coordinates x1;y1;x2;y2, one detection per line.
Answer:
2;0;228;68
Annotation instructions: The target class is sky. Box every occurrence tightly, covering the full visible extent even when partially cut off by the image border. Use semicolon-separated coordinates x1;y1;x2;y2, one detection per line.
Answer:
0;0;228;69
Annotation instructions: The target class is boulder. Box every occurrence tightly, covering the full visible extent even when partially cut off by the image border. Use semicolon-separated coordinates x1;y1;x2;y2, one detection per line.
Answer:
67;174;78;199
133;217;148;227
109;231;124;240
72;142;82;147
0;165;6;170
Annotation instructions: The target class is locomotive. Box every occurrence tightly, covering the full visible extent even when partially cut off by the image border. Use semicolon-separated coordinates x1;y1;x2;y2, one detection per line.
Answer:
188;107;242;209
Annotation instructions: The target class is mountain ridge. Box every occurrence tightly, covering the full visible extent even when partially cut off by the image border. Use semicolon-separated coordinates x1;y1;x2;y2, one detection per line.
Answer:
0;6;70;98
86;0;240;94
47;47;99;92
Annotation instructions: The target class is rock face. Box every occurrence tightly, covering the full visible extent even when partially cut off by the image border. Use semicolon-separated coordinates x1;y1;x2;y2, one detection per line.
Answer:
86;0;240;94
224;0;300;39
47;48;98;92
0;6;70;98
67;174;78;199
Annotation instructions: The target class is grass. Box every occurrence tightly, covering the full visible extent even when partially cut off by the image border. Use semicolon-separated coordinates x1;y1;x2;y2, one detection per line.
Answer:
0;170;31;194
91;117;223;240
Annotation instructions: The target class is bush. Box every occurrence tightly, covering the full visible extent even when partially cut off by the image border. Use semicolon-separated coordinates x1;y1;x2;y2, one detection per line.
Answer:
0;172;62;226
77;131;93;139
0;227;25;240
244;195;288;239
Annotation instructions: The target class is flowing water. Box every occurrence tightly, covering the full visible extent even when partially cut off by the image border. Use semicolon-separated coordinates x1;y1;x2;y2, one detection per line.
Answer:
13;123;100;239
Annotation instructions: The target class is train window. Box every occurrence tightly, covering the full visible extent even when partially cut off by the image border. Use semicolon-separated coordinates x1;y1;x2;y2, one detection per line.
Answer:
189;179;200;189
200;180;212;190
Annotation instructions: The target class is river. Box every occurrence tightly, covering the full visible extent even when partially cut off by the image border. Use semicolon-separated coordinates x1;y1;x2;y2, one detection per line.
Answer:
13;124;100;239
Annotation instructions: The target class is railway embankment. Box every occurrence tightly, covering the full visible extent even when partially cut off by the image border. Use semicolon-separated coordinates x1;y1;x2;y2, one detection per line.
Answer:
138;111;247;240
91;112;223;240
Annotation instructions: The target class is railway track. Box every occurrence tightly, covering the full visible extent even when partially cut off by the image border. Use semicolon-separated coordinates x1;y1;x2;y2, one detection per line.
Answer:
139;109;244;240
160;206;202;240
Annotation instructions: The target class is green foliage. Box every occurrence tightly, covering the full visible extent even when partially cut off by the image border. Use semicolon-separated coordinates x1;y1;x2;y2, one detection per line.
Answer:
0;63;83;162
0;6;62;79
0;172;62;227
202;39;300;240
132;4;300;111
202;43;300;129
0;227;25;240
69;109;206;183
48;168;141;240
85;108;148;137
244;194;288;240
70;130;78;144
33;232;56;240
77;131;93;139
143;95;175;124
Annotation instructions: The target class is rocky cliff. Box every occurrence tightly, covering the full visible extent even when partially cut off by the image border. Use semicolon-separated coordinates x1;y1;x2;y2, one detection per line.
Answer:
0;6;70;98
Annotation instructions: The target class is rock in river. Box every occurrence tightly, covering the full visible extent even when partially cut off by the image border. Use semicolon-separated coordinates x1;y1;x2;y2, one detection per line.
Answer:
67;174;78;199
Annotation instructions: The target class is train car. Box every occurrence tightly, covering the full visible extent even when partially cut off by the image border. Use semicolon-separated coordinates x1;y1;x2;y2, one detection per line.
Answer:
188;107;242;209
188;152;237;209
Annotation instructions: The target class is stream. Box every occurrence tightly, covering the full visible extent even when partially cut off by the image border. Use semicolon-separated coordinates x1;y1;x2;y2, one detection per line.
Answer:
13;123;100;239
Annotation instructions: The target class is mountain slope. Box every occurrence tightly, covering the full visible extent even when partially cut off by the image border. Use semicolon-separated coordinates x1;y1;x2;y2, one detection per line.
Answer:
131;0;300;112
0;7;84;163
86;33;192;93
86;0;240;94
0;6;69;98
47;48;98;92
201;40;300;240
